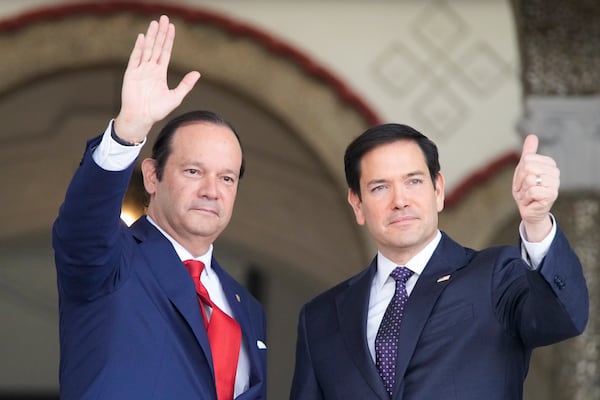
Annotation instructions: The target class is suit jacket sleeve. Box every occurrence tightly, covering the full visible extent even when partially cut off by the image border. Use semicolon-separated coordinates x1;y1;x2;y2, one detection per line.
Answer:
290;304;324;400
493;224;589;348
53;135;136;301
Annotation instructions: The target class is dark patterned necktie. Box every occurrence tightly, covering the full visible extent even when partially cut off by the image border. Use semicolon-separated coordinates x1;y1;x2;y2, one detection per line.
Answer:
375;266;413;398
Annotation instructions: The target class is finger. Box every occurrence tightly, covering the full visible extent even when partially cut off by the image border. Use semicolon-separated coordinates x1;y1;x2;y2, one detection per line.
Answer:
126;33;145;69
157;23;175;66
531;172;559;190
521;177;559;210
142;19;159;62
150;15;170;63
514;134;540;191
171;71;201;102
520;134;539;160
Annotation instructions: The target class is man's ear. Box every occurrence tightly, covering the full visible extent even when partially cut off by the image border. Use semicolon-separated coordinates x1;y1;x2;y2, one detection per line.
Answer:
141;158;158;196
347;189;366;226
434;172;446;213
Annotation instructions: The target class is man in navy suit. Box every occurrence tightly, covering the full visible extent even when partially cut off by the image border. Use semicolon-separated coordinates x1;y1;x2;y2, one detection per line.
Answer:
290;123;588;399
53;15;266;399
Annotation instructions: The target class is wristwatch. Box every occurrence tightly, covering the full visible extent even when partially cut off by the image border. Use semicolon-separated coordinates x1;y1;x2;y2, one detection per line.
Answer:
111;125;144;146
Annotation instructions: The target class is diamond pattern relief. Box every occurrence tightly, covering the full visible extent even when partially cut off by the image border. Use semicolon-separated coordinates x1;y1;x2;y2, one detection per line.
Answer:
369;1;513;137
412;1;467;53
412;86;466;137
459;42;512;97
372;43;429;94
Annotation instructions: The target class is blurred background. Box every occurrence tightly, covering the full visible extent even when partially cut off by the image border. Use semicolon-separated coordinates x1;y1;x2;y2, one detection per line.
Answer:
0;0;598;399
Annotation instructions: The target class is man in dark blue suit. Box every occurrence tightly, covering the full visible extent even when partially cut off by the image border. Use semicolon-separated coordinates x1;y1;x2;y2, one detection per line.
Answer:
53;15;266;400
290;123;588;399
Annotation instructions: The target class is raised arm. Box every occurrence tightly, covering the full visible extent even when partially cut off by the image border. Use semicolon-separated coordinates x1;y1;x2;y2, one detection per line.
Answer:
113;15;200;144
53;16;200;299
512;134;559;242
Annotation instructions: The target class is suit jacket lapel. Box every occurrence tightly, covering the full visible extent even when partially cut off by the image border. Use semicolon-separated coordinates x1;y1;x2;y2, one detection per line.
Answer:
130;217;214;369
337;260;390;400
212;259;266;390
392;233;469;398
211;259;248;329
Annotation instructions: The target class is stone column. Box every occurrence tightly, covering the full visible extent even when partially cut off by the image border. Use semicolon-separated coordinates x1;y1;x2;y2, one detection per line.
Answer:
511;0;600;398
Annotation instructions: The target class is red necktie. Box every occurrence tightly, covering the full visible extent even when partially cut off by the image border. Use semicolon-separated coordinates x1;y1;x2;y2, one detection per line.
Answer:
184;260;241;400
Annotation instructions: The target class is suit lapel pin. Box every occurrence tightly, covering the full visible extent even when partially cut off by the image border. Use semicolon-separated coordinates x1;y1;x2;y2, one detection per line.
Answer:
235;294;241;302
436;274;451;283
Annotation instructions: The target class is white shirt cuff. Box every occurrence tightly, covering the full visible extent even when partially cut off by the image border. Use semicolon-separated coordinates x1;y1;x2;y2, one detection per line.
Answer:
519;214;557;269
91;119;145;171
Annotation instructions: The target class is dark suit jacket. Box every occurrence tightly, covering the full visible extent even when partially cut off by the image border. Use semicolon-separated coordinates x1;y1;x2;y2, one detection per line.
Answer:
290;231;588;400
53;136;267;400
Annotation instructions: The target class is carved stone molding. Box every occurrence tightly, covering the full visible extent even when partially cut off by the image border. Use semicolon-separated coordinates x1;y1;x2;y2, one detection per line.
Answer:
512;0;600;95
517;96;600;191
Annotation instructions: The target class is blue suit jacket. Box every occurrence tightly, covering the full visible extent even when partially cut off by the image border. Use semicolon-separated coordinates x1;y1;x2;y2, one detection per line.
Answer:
53;136;267;400
290;231;588;400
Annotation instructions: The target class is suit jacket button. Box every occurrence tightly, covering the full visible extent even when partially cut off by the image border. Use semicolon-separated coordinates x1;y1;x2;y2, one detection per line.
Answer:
553;275;565;290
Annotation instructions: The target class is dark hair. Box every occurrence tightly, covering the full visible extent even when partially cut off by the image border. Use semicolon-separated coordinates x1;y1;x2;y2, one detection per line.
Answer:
344;123;440;198
151;110;245;181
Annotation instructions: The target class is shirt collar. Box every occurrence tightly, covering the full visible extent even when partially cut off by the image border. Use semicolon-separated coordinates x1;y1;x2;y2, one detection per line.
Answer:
145;216;214;275
374;230;442;290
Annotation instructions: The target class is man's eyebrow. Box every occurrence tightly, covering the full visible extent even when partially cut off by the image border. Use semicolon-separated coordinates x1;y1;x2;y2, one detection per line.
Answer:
366;171;425;185
366;178;388;186
406;171;426;178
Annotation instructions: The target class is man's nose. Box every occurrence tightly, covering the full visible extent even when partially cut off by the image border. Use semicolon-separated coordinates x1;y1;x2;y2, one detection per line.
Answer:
198;175;218;199
392;186;408;209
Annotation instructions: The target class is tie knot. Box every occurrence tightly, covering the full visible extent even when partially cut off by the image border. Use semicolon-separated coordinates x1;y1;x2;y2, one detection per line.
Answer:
183;259;205;280
390;266;413;285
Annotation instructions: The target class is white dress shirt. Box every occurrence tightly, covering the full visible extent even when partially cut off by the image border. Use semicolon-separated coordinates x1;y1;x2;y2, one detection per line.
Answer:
92;120;251;396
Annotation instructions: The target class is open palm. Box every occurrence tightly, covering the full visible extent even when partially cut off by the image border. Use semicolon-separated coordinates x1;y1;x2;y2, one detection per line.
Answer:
115;15;200;142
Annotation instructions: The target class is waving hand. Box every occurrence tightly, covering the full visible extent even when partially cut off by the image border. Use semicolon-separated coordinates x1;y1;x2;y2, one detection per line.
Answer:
114;15;200;143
